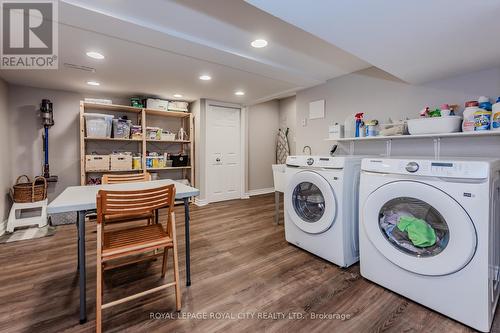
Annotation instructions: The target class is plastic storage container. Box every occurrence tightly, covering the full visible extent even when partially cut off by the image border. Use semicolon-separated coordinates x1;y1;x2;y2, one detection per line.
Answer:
168;101;189;112
112;119;132;138
462;101;479;132
84;113;113;138
407;116;462;135
474;110;492;131
132;156;142;170
146;98;169;111
478;96;492;111
161;132;176;141
492;98;500;131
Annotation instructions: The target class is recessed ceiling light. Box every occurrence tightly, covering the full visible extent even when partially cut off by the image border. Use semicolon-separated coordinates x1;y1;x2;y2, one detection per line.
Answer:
235;91;245;96
199;75;211;81
173;94;183;98
251;39;268;48
87;81;100;86
86;51;104;60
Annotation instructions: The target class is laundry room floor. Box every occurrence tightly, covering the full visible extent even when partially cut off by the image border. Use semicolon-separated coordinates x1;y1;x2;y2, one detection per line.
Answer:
0;194;496;333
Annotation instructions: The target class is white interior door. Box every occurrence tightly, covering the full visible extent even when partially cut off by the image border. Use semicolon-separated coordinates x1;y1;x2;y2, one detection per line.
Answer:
206;105;242;202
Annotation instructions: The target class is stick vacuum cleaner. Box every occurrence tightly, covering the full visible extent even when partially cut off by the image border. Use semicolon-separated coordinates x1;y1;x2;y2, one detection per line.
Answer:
40;99;58;182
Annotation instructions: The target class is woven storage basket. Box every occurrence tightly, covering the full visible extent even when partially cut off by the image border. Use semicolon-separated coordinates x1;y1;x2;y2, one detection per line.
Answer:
11;175;47;203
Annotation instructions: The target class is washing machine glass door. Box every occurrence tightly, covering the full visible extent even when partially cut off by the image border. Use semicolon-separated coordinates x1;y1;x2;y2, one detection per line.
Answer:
363;181;477;276
286;170;336;234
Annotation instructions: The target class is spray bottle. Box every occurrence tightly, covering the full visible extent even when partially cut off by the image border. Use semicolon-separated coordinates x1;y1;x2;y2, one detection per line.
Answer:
355;113;364;137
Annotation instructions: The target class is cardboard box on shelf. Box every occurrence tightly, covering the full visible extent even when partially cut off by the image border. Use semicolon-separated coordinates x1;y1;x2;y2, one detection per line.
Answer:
86;155;110;172
110;154;133;171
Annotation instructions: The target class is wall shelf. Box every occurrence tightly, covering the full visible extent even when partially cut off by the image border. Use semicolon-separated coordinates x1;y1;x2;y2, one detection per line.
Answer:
80;101;194;185
325;130;500;142
326;130;500;159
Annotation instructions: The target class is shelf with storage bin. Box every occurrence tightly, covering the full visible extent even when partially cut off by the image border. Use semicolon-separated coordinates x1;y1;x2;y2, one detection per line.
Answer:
84;102;142;113
146;139;191;143
86;169;143;173
84;137;143;142
80;101;194;186
146;166;192;171
145;108;190;118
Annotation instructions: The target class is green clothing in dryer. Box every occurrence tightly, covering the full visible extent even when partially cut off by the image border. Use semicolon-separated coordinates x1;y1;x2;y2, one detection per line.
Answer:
397;216;436;248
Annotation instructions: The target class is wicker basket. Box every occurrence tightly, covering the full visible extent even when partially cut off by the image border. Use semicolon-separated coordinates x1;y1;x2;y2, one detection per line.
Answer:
11;175;47;203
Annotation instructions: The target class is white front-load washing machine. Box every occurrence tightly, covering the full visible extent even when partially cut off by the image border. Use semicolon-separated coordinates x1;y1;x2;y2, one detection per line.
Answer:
359;157;500;332
284;155;363;267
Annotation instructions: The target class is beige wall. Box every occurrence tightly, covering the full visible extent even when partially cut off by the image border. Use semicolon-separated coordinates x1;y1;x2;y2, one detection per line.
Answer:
7;85;127;200
247;100;280;191
295;66;500;157
278;96;297;156
0;79;11;223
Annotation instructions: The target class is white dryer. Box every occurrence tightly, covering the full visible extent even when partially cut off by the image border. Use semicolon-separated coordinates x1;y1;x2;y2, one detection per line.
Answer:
284;155;363;267
359;157;500;332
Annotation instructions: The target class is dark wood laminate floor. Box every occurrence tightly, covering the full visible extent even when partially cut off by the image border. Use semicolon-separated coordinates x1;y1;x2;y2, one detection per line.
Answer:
0;194;497;333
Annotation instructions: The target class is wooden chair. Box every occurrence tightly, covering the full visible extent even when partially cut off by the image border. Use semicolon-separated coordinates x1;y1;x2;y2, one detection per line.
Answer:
101;172;151;185
96;184;181;333
101;172;154;224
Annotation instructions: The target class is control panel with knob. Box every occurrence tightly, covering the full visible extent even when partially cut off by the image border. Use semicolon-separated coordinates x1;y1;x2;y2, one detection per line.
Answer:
405;161;419;173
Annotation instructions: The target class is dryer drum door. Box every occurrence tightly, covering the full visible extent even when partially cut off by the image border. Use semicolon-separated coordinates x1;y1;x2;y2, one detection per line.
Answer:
363;181;477;276
286;170;337;234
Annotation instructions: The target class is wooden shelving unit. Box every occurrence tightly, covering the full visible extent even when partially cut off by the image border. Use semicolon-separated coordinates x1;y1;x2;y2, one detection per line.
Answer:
80;101;194;186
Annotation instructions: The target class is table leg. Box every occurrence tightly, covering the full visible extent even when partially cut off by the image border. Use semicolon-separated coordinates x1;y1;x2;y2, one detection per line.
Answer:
183;198;191;286
76;221;80;271
275;191;280;225
77;210;87;324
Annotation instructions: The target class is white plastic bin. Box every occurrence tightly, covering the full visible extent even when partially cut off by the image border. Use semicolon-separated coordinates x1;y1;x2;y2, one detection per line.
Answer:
83;113;113;138
272;164;286;192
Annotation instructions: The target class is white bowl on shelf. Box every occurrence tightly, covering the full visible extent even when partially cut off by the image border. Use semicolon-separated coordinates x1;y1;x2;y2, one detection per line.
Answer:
407;116;462;135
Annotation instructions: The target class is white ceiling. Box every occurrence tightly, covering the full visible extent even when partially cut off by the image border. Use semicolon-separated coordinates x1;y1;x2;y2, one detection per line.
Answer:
0;0;370;104
246;0;500;84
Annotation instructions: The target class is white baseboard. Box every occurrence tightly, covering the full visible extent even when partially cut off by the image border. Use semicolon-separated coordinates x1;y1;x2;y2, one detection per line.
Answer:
241;193;250;199
194;198;209;207
248;187;275;197
0;219;7;236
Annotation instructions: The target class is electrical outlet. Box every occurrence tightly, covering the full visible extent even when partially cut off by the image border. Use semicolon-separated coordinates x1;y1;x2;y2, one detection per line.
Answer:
302;118;307;127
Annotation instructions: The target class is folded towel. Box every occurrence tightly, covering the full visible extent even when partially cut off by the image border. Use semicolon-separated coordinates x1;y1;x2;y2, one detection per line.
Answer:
397;216;436;248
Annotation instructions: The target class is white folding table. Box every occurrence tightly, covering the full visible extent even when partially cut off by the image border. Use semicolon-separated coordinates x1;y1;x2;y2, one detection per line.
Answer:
47;179;199;324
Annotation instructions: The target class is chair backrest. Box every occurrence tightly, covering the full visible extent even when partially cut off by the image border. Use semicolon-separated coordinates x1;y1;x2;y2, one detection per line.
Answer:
97;184;176;224
101;172;151;185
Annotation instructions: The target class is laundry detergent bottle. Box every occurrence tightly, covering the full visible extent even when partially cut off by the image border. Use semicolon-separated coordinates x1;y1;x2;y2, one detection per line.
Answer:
462;101;479;132
492;97;500;131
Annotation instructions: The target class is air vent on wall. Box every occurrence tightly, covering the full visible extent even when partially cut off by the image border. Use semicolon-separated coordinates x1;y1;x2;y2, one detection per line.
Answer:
63;63;96;72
